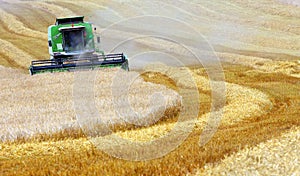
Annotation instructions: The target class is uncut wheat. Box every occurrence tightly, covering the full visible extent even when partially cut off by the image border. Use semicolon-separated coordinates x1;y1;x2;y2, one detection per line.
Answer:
199;126;300;175
0;67;181;142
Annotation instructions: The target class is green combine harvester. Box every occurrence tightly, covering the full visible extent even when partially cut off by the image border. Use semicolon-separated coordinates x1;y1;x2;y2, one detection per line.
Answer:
29;16;128;75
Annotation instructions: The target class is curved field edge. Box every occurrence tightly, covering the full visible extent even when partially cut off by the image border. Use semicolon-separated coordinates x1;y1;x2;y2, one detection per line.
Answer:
0;67;183;142
1;64;295;176
0;64;272;143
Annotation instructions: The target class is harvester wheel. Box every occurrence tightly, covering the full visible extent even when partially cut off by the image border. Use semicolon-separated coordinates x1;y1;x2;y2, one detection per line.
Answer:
56;60;63;65
122;61;129;71
29;68;33;76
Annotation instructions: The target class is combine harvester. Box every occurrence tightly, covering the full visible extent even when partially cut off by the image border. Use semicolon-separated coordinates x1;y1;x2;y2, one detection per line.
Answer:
29;16;128;75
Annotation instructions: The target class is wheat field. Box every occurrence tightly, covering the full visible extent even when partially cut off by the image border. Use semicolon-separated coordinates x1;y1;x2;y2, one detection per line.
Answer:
0;0;299;175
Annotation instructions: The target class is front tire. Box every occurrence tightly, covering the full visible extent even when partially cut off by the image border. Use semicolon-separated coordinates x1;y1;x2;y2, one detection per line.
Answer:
121;60;129;71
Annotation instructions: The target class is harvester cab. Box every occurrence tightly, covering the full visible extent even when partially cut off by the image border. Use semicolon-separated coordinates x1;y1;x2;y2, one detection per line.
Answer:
61;27;85;53
29;16;128;75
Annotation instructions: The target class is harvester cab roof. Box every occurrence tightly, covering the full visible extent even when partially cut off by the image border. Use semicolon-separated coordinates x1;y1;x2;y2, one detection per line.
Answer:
55;16;84;25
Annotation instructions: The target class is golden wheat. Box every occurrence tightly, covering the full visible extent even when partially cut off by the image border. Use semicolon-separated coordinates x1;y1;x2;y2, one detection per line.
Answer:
145;64;272;125
0;64;298;175
0;8;46;40
218;52;300;78
0;0;299;175
0;138;91;160
24;1;76;17
0;67;181;142
199;126;300;175
100;65;273;143
0;39;34;69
